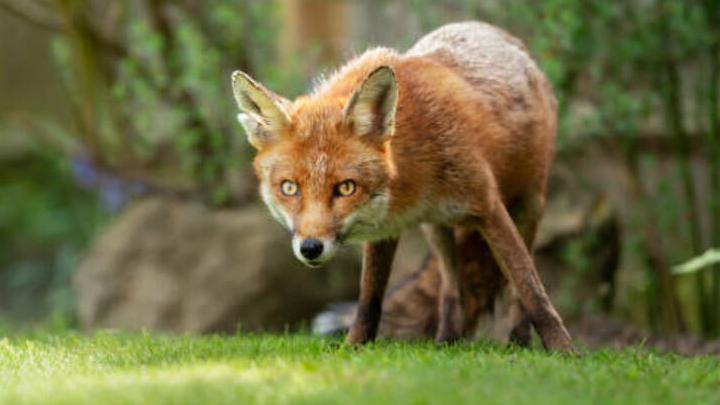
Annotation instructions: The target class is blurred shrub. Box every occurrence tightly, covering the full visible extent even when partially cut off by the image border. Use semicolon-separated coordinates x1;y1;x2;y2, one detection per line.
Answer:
0;146;106;323
47;0;295;207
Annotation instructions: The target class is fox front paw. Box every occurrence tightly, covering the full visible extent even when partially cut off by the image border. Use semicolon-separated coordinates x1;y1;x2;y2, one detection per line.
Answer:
345;323;377;346
542;329;577;355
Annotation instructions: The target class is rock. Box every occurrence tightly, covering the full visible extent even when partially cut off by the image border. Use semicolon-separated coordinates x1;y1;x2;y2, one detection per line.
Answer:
74;197;360;333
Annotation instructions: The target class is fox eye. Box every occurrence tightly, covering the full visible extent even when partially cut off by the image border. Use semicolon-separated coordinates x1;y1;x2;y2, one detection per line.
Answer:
335;180;356;197
280;180;299;196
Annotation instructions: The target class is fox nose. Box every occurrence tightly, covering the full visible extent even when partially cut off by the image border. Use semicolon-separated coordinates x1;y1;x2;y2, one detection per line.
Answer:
300;239;324;260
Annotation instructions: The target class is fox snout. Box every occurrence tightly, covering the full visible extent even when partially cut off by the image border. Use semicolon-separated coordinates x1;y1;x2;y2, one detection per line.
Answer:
292;234;338;268
300;239;324;260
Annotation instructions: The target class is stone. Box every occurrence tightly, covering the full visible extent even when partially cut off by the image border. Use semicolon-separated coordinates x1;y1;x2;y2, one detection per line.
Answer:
74;197;360;333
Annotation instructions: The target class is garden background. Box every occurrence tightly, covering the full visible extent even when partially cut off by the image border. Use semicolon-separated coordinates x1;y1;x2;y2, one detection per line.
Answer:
2;0;720;348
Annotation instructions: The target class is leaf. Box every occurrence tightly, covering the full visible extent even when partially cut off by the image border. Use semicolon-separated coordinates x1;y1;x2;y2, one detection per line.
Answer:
672;248;720;275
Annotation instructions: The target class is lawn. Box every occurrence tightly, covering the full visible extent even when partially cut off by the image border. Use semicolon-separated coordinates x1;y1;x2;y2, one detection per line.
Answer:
0;332;718;405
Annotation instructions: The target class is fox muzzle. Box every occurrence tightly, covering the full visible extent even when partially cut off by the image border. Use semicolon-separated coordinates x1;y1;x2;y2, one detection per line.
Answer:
292;235;338;268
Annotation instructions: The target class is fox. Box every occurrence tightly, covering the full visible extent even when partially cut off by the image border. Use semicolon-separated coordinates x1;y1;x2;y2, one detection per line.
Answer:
231;21;573;351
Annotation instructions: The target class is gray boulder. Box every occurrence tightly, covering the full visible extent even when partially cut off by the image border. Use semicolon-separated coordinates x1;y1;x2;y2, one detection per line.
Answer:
74;198;360;333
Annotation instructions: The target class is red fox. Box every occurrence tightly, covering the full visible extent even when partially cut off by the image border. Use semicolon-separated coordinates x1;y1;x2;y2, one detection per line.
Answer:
231;21;573;351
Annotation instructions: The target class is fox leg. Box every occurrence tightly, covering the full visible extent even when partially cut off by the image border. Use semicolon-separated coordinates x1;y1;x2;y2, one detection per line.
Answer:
346;238;399;345
477;195;573;352
494;194;546;346
421;223;463;343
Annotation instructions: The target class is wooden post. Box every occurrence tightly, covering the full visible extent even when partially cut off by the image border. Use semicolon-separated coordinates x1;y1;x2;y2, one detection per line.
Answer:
280;0;348;75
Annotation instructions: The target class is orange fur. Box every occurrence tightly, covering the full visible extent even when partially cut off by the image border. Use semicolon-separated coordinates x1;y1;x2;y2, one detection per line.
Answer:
232;22;573;351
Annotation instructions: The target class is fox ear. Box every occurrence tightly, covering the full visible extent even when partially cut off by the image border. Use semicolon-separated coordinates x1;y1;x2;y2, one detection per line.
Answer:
231;70;290;150
343;66;398;143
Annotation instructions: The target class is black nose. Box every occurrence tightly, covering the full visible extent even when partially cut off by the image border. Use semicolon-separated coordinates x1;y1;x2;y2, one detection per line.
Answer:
300;239;324;260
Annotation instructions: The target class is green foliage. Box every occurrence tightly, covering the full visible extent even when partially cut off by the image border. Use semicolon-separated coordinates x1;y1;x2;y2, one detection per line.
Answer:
0;148;107;323
0;333;718;404
673;249;720;275
49;0;287;206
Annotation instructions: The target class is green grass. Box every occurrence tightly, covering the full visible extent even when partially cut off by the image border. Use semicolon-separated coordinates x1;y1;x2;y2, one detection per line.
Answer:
0;332;718;405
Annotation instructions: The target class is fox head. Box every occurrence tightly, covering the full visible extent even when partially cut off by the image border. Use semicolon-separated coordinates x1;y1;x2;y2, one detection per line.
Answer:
231;66;398;267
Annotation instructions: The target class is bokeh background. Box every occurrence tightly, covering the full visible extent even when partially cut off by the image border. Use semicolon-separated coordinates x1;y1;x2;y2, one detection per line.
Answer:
1;0;719;348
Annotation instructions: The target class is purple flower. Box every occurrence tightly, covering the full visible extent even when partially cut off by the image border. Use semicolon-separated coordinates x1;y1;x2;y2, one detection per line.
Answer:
70;156;99;189
69;155;147;213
